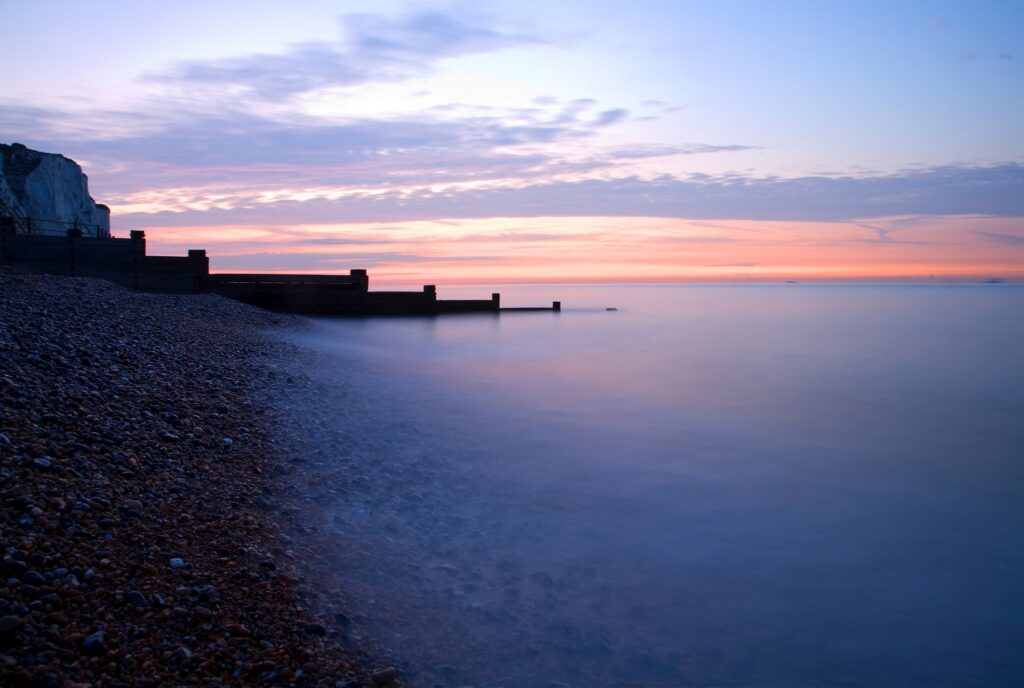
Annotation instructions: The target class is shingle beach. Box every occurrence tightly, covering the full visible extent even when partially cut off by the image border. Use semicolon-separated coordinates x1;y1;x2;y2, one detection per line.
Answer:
0;271;396;687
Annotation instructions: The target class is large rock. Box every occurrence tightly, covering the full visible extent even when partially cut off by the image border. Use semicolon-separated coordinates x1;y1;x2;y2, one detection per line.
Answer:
0;143;110;237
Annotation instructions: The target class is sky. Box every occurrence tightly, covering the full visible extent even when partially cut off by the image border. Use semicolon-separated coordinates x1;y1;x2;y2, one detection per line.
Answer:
2;0;1023;284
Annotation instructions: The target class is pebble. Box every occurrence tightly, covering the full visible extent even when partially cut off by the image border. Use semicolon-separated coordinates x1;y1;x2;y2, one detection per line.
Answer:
121;499;144;514
0;273;381;688
82;630;107;655
125;590;149;608
305;622;327;635
371;667;398;685
21;570;46;585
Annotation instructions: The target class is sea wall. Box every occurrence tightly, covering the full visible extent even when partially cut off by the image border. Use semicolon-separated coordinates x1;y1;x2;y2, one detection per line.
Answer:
0;143;110;237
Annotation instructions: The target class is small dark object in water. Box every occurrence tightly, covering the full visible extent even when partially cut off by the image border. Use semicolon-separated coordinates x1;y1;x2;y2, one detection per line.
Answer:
371;667;398;685
606;307;617;311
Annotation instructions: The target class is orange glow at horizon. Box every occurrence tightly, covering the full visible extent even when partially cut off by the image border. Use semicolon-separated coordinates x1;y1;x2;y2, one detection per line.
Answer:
128;215;1024;285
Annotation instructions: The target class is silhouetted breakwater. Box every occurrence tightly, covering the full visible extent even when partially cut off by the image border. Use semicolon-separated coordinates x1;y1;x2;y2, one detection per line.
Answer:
0;222;561;315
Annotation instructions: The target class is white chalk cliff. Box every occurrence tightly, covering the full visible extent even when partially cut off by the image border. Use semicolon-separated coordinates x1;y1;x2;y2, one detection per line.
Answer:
0;143;110;237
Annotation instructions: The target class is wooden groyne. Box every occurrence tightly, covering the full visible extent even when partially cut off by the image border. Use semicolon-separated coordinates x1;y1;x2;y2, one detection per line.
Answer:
0;221;560;315
501;302;561;312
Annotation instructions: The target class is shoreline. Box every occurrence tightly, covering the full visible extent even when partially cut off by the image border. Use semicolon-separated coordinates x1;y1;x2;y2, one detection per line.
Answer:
0;271;397;687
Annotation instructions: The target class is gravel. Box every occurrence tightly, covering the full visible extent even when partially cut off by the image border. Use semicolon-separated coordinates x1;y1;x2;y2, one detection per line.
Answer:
0;271;394;687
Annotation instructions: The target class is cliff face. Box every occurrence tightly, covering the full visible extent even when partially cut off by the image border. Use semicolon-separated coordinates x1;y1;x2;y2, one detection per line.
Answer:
0;143;110;237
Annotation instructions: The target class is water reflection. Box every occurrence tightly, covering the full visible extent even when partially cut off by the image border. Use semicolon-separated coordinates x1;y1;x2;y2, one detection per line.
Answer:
276;285;1024;687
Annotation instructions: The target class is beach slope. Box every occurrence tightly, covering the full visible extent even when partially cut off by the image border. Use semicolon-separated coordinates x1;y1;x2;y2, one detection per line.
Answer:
0;271;388;687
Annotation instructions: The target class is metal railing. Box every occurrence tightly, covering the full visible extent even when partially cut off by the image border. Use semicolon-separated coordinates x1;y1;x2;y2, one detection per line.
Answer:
0;214;109;237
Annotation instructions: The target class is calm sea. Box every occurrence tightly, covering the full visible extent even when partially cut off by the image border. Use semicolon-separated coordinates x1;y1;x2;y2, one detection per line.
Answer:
279;284;1024;687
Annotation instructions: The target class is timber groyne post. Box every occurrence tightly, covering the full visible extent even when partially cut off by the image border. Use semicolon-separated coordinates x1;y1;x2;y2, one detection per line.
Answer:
130;230;145;290
188;250;209;292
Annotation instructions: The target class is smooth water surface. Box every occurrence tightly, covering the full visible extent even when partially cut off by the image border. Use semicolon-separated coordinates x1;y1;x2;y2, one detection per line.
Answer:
278;285;1024;686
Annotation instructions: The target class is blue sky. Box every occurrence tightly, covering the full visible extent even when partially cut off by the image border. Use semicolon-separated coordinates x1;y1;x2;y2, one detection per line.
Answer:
2;1;1022;281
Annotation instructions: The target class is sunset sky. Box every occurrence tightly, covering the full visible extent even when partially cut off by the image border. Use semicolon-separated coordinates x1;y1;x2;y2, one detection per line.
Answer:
3;0;1023;284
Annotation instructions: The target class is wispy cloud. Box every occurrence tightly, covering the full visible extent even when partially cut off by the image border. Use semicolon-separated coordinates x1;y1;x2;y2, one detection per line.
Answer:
106;164;1024;226
139;215;1024;284
210;250;502;271
0;95;754;218
592;108;629;127
8;86;1016;226
1;7;1019;237
974;230;1024;246
960;51;1015;63
152;10;541;102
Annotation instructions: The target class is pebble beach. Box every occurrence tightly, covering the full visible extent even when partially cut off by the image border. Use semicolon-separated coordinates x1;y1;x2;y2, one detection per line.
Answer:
0;271;396;687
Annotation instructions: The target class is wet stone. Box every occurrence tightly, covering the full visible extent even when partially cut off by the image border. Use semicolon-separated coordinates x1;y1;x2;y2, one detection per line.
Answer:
0;615;21;633
21;570;46;586
82;630;107;655
125;590;149;608
120;499;144;514
305;622;327;636
371;667;398;685
194;584;217;601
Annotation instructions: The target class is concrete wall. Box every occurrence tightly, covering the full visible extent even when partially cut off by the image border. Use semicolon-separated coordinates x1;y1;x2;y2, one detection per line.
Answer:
205;270;370;312
204;281;498;315
1;225;510;314
1;225;138;286
433;291;501;314
1;226;205;292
